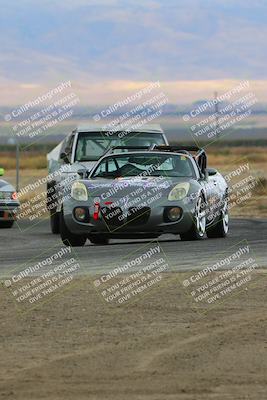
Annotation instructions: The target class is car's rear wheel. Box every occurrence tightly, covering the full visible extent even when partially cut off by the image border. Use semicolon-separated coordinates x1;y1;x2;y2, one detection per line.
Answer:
0;220;14;229
89;235;109;245
206;197;229;238
180;197;206;241
60;210;87;247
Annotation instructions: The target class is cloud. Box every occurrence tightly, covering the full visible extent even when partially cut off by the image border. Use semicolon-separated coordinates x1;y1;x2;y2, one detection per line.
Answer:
0;0;266;106
1;78;266;106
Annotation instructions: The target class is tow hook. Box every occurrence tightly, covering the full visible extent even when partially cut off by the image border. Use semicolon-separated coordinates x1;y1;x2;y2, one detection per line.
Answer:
93;202;100;220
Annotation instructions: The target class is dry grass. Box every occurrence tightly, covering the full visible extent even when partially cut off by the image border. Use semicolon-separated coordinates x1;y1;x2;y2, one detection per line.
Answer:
0;152;46;170
208;146;267;165
208;148;267;217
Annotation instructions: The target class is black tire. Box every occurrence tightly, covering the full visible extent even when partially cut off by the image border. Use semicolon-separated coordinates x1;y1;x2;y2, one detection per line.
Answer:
206;198;229;238
60;211;87;247
180;225;204;241
180;196;206;241
0;220;14;229
89;235;109;245
50;211;60;234
47;183;60;234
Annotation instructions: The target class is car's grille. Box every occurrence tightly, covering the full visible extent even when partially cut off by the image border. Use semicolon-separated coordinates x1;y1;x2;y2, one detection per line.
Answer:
0;192;12;200
0;211;12;218
101;206;124;227
127;207;151;225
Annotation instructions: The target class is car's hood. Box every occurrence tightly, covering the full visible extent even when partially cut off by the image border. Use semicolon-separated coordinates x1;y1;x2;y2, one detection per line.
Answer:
82;176;197;201
0;179;15;192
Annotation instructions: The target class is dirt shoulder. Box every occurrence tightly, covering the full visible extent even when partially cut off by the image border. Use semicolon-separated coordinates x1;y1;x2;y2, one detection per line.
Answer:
0;272;266;400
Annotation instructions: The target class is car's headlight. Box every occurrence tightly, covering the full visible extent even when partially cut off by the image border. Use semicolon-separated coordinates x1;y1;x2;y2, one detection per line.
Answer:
0;191;14;200
168;182;190;201
71;182;88;201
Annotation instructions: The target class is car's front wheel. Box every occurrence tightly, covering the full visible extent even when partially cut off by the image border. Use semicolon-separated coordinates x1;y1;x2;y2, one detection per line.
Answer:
0;220;14;229
89;235;109;245
47;184;60;234
60;211;87;247
206;197;229;238
180;196;206;241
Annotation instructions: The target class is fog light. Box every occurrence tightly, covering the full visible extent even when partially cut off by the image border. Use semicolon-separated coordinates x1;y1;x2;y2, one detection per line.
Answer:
167;207;182;222
74;207;87;222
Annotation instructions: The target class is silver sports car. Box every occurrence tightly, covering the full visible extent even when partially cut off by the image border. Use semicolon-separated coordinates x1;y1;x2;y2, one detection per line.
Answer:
0;167;20;228
59;146;229;246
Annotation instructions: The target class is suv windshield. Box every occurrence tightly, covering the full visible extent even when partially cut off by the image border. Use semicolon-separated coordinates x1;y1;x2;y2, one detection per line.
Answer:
91;153;196;179
75;132;165;162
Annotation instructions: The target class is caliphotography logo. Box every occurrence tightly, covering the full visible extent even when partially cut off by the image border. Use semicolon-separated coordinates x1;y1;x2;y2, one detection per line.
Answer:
0;1;267;399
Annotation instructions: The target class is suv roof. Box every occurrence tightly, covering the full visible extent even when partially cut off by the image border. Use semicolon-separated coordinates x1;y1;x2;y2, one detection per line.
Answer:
74;123;164;134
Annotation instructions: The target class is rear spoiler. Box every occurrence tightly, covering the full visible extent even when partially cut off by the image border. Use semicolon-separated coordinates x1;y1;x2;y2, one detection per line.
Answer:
151;144;201;152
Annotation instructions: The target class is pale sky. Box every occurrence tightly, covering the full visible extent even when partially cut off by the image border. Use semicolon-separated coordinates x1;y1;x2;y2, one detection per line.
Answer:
0;0;266;105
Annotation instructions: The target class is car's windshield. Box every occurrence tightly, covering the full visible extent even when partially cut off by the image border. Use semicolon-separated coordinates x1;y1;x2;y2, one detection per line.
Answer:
75;132;166;162
91;153;196;179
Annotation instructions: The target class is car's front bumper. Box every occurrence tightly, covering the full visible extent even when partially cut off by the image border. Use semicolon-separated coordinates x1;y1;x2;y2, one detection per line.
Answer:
0;202;20;221
63;199;195;238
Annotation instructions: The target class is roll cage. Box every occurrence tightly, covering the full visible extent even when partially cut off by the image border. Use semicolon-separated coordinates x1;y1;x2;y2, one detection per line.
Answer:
101;145;207;174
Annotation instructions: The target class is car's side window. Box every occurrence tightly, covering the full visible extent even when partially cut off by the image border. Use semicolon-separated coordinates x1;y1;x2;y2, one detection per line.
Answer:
65;135;74;156
94;162;105;175
93;158;118;177
61;134;74;159
107;159;117;173
116;157;128;168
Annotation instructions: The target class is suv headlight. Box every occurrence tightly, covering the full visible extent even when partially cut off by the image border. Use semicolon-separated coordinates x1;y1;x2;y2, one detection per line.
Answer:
71;182;88;201
168;182;190;201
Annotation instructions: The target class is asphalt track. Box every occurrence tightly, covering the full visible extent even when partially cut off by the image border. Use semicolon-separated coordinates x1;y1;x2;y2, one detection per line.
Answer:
0;218;266;277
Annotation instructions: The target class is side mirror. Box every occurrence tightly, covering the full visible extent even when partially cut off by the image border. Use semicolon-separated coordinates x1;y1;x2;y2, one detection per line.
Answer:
206;168;218;176
77;169;88;179
0;167;4;176
60;152;70;164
